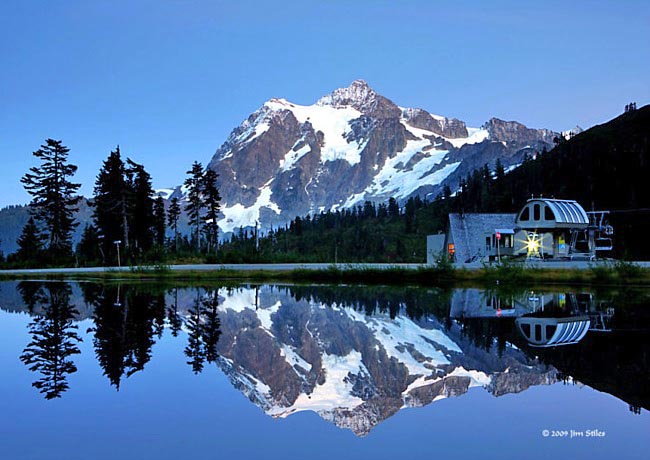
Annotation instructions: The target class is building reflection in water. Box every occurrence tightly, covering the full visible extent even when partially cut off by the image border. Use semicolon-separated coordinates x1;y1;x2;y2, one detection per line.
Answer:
6;281;649;434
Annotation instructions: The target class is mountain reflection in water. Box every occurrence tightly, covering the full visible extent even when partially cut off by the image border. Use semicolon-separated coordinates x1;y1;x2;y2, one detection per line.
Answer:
2;281;648;435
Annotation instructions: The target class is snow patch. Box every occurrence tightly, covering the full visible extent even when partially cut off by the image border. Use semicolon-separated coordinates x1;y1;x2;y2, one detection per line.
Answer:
448;127;489;148
257;301;281;331
345;308;461;376
155;188;174;200
280;144;311;171
364;131;454;199
265;99;367;165
218;183;282;233
270;351;367;417
280;344;312;372
448;366;491;387
218;287;257;313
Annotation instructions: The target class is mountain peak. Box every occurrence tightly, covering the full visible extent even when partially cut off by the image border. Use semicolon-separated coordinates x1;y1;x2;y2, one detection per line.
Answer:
316;79;375;107
316;80;400;119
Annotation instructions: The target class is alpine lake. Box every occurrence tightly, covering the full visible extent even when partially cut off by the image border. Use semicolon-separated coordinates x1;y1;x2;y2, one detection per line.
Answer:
1;279;649;460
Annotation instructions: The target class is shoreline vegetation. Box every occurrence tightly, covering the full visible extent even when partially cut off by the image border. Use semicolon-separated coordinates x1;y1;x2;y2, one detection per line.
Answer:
1;260;650;288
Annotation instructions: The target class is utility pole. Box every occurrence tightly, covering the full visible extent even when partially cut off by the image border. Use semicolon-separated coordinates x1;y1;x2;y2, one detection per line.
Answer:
496;231;501;263
114;240;122;267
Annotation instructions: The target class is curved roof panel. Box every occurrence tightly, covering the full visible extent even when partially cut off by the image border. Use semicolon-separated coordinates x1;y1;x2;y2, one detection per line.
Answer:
516;317;591;348
527;198;589;225
546;319;590;345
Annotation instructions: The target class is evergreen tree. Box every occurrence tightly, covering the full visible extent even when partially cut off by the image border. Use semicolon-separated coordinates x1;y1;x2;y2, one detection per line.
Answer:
16;217;44;263
93;148;130;263
20;139;80;261
167;197;181;252
167;288;182;337
153;196;167;247
86;285;163;389
202;168;221;253
184;162;205;251
185;291;206;374
17;281;47;313
201;290;221;364
20;283;82;399
495;158;505;180
126;159;155;254
76;224;102;266
388;197;400;217
443;184;452;200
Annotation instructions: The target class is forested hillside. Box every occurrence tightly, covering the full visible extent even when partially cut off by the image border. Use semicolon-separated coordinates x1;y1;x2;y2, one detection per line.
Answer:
218;105;650;262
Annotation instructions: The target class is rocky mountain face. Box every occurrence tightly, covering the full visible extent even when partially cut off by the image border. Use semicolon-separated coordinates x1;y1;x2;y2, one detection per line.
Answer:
202;286;558;436
168;80;558;233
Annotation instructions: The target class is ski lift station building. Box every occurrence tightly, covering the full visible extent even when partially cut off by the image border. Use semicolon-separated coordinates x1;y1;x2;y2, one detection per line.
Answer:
426;198;613;264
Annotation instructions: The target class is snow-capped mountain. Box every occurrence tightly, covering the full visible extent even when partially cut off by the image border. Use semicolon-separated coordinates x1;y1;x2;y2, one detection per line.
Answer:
192;286;557;436
165;80;557;233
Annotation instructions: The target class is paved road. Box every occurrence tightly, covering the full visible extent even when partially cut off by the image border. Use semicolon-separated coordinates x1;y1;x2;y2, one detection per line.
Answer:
1;260;649;276
0;263;424;275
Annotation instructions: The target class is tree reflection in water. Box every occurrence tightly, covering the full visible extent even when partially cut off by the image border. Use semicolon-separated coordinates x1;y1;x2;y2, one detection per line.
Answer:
9;281;649;423
19;282;82;399
184;289;222;374
83;283;166;389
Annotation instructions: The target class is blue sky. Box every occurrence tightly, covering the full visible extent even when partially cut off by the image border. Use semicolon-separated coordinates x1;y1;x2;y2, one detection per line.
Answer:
1;0;648;207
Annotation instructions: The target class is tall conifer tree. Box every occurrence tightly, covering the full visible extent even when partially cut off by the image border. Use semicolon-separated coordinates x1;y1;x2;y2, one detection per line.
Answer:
93;147;130;262
184;162;204;251
153;196;167;247
167;197;181;253
126;159;155;253
20;139;80;261
202;168;221;253
16;217;44;263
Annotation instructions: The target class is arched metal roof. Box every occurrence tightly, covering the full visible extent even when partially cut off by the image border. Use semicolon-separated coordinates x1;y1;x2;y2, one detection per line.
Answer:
520;198;589;225
516;316;591;347
546;319;590;346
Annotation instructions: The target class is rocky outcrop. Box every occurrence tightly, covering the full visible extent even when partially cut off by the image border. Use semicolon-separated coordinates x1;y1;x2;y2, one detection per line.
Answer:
315;79;402;119
484;117;556;148
402;107;469;138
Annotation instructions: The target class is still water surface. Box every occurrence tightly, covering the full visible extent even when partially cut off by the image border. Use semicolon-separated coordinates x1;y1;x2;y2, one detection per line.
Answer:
0;281;648;460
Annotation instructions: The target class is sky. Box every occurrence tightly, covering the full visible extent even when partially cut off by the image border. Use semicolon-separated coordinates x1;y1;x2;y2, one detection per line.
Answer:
1;0;648;207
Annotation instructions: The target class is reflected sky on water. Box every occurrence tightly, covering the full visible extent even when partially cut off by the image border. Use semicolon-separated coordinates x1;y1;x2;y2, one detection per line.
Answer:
0;281;648;460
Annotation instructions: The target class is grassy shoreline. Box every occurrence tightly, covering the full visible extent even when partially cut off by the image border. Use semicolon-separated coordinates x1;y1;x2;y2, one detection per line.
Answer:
1;262;649;288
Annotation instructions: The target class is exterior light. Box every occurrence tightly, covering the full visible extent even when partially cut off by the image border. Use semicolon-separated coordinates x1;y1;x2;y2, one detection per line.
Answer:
525;232;541;258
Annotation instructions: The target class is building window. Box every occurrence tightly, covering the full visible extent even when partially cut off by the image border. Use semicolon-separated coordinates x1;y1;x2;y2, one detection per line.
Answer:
533;204;541;221
546;325;557;339
486;236;491;250
520;207;530;221
545;206;554;221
